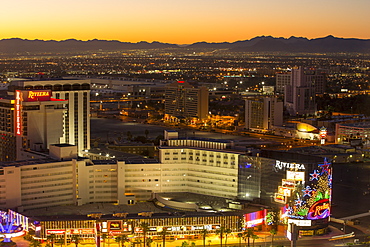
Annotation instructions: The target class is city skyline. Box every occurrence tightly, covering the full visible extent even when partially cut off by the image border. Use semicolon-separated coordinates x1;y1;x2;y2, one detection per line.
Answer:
2;0;370;44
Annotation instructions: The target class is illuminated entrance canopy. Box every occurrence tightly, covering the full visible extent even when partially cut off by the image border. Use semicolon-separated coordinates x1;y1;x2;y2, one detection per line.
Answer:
275;160;305;170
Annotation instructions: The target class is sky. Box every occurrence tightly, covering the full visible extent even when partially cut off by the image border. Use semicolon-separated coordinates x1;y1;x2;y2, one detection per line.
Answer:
1;0;370;44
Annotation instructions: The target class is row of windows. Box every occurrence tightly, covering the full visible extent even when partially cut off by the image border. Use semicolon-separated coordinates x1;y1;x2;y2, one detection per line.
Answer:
21;163;71;171
22;186;73;196
21;171;73;179
22;192;73;201
22;177;72;184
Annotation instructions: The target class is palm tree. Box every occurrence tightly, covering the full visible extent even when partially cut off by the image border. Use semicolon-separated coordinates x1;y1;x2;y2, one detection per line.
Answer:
56;238;64;247
47;234;57;247
116;234;130;247
158;227;169;247
215;226;225;247
243;228;254;247
127;131;133;141
237;233;243;247
101;233;108;247
200;228;209;247
146;237;153;247
269;229;277;247
224;228;232;247
140;222;149;247
30;240;42;247
251;234;259;247
144;129;149;139
71;235;81;247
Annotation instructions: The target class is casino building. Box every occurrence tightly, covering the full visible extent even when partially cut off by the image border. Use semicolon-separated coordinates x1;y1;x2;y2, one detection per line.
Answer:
0;128;331;236
8;79;91;157
0;89;67;161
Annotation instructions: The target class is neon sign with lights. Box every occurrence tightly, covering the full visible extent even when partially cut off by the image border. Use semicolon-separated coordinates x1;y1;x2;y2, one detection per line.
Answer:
307;199;330;220
15;90;21;135
279;158;332;222
275;160;305;170
22;90;51;102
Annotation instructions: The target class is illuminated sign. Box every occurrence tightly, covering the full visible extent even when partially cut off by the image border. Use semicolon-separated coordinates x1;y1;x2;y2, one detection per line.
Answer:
244;209;266;229
278;186;292;197
275;160;305;170
46;229;95;235
286;171;305;181
15;90;21;135
282;179;296;188
307;199;330;220
274;193;286;204
22;90;51;102
287;219;312;227
108;221;121;230
246;218;263;228
319;127;327;139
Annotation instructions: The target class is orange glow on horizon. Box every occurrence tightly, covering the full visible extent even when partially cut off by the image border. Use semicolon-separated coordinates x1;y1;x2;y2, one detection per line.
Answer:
1;0;370;44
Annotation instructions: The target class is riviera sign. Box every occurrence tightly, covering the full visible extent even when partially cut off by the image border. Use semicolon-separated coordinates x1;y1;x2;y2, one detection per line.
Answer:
275;160;305;170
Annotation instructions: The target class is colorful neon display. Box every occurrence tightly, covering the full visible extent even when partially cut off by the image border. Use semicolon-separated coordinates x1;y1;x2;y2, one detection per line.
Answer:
244;209;267;229
281;158;332;221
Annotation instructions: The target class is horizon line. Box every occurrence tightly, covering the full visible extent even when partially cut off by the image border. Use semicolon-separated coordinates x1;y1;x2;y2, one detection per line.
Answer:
1;35;369;45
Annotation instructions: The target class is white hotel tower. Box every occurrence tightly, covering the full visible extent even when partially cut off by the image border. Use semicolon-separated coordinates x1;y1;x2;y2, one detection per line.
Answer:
9;79;90;156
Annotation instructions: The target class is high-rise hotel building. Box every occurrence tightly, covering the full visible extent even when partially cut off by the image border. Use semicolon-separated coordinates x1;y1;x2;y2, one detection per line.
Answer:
0;89;67;161
8;79;90;157
164;81;209;120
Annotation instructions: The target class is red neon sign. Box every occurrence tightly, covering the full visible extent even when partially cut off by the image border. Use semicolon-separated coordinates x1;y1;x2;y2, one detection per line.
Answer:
15;90;21;135
22;90;51;102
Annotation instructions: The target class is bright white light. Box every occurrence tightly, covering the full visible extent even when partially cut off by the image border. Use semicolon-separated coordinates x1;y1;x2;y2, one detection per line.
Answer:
245;193;250;197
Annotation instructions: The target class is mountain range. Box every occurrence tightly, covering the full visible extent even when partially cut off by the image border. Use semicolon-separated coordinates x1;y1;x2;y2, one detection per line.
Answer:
1;36;370;54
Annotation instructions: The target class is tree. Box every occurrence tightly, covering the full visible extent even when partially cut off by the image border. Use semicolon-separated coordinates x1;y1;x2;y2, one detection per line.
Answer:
127;131;133;141
200;228;209;247
71;235;81;247
30;240;42;247
251;234;259;247
47;234;57;247
144;129;149;139
101;233;108;247
215;226;225;247
237;233;243;247
56;238;64;247
146;237;153;247
140;222;149;247
224;228;232;246
243;228;254;247
270;229;277;247
116;234;130;247
158;227;169;247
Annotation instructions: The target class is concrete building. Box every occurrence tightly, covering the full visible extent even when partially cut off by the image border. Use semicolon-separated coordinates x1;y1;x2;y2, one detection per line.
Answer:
0;90;67;161
282;67;326;116
9;79;91;155
276;73;291;93
245;96;283;131
335;121;370;145
164;81;209;120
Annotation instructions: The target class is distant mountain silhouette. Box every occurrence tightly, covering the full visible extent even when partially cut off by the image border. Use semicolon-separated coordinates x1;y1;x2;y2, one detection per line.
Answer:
1;36;370;54
0;38;179;54
189;35;370;53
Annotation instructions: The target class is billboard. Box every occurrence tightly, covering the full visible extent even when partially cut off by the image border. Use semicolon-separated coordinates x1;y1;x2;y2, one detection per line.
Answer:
280;158;332;222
